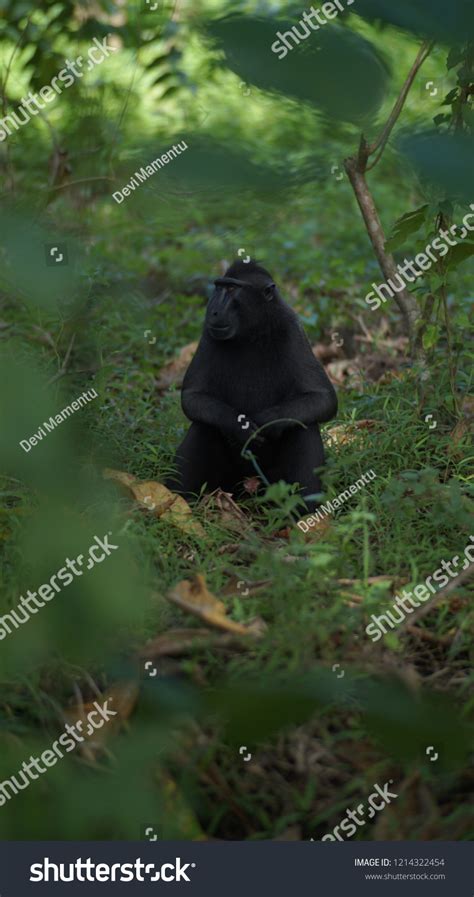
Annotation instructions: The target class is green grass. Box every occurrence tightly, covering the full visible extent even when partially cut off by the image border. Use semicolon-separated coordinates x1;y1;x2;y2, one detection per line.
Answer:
0;151;473;842
1;0;473;845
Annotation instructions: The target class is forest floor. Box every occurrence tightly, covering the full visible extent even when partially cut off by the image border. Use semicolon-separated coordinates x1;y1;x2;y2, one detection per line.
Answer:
1;183;473;840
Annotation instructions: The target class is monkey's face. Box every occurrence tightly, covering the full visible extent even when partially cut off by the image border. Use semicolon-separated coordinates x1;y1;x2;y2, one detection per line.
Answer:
205;281;244;341
205;275;276;342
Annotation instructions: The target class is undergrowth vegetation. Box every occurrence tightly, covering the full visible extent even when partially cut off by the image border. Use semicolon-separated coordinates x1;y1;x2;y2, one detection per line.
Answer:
0;0;472;843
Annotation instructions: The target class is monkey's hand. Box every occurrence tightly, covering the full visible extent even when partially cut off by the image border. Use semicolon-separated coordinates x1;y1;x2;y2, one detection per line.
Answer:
182;390;266;448
234;418;265;447
254;409;299;441
256;388;338;437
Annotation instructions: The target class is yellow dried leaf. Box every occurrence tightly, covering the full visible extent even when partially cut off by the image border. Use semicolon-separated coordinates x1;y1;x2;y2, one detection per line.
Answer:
141;627;224;658
63;681;138;762
325;419;377;446
132;480;182;515
296;516;332;541
103;469;205;538
167;574;265;637
103;467;137;488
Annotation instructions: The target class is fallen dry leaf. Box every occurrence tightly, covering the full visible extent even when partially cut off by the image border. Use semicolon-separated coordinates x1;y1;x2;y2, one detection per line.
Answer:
178;546;196;563
221;576;271;597
378;368;405;384
217;542;243;555
326;359;362;388
449;396;474;454
354;334;409;353
155;341;198;391
140;626;264;661
103;468;205;538
325;419;377;447
326;352;402;388
141;627;223;658
312;343;344;365
243;476;261;495
63;681;138;763
103;468;137;489
273;526;292;539
202;489;251;531
167;574;266;636
361;354;400;382
295;516;332;542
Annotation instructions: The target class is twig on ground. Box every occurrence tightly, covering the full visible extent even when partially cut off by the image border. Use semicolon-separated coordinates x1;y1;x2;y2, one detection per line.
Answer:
399;566;474;630
47;333;76;385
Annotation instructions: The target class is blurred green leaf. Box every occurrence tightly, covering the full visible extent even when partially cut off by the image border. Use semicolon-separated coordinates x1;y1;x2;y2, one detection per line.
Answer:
422;323;440;349
209;672;472;769
355;0;474;46
385;204;429;252
446;239;474;269
113;136;284;205
0;205;83;311
399;131;474;201
204;15;390;123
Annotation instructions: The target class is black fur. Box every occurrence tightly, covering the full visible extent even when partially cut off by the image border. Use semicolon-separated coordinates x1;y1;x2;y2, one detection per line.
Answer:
167;260;337;509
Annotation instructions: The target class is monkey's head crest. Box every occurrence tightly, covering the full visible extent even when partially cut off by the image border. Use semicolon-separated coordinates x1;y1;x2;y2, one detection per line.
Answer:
206;259;281;342
213;259;277;303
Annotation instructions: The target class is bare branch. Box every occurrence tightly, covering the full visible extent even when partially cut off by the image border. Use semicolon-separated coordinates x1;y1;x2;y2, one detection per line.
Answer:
399;563;474;630
367;41;434;170
40;176;115;192
47;334;76;386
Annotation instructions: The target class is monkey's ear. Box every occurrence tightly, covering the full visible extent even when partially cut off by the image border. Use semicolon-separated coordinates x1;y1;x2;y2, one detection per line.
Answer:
263;282;276;301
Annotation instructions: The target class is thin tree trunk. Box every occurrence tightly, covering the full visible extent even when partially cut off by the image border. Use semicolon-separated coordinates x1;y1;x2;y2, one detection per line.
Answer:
344;154;422;345
343;42;433;355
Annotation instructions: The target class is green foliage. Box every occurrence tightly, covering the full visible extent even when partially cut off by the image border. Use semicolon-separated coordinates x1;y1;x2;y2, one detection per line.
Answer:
355;0;474;47
209;674;472;768
385;205;429;252
399;131;474;201
205;14;390;123
0;0;472;844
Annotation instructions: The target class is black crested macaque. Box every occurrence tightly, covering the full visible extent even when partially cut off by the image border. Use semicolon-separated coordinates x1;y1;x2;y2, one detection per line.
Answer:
167;260;337;510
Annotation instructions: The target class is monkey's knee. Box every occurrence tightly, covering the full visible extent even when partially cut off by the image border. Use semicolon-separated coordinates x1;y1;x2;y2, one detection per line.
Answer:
265;426;325;509
167;423;236;498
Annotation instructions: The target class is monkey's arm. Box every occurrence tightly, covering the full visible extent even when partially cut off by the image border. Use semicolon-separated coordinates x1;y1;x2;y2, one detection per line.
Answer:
181;341;261;444
254;354;337;438
181;389;260;445
255;391;337;437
